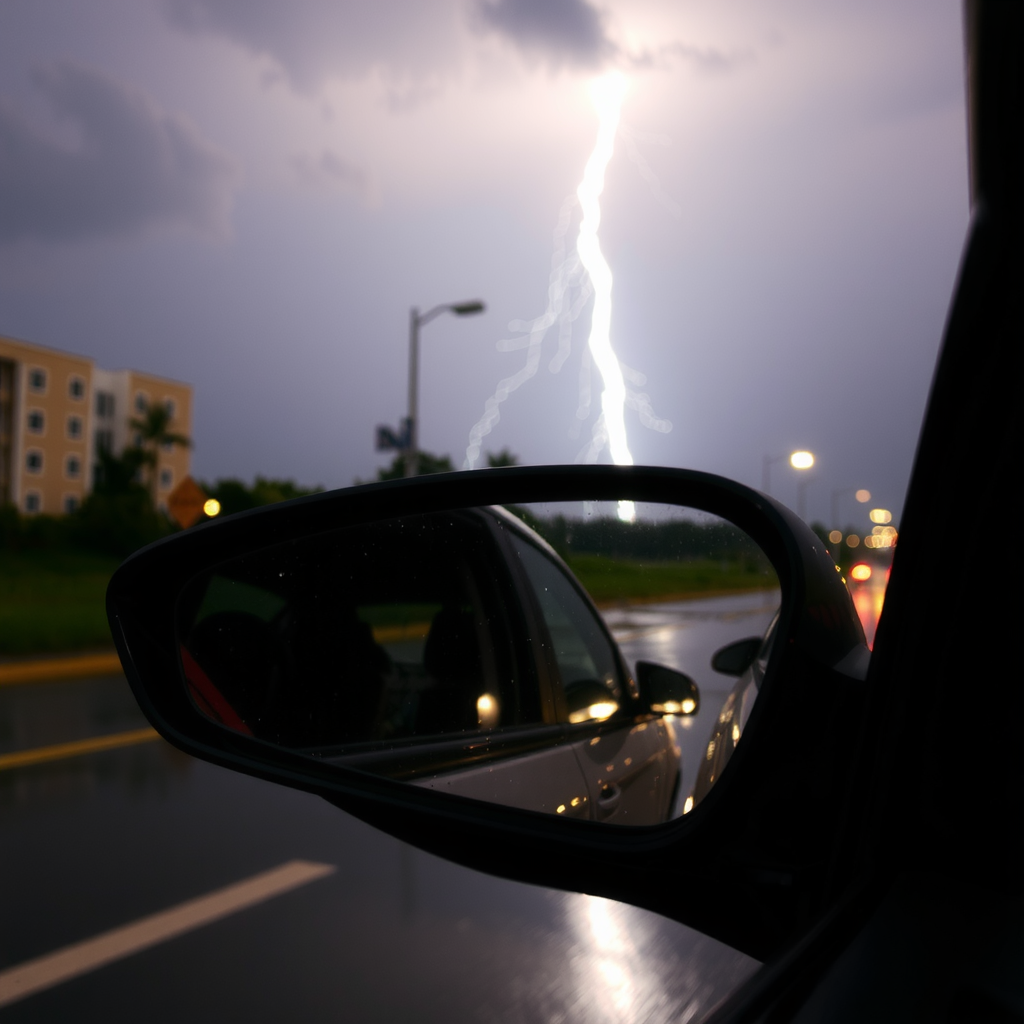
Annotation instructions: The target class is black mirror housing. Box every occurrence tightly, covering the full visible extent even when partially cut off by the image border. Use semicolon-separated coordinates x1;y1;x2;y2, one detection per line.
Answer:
711;637;763;677
636;660;700;715
107;465;868;959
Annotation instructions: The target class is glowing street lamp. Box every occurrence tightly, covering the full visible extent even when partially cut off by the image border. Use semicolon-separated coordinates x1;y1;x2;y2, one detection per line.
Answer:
406;300;486;477
762;449;815;496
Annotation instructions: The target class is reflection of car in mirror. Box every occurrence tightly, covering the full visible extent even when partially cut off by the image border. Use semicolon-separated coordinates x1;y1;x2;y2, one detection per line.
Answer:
173;498;779;826
689;612;778;809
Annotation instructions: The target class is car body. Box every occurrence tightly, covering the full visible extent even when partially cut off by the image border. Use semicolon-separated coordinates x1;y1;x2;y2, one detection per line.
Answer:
688;615;777;809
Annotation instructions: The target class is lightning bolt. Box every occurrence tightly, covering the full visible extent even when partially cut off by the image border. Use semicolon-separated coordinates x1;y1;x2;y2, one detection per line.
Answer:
576;72;634;521
466;72;670;523
577;72;630;466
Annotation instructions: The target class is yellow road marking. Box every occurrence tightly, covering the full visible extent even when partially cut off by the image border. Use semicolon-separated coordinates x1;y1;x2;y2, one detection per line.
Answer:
0;653;123;687
0;860;337;1008
372;622;430;643
0;727;160;771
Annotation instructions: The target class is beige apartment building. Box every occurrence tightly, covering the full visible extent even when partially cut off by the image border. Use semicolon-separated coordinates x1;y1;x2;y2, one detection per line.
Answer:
0;334;192;516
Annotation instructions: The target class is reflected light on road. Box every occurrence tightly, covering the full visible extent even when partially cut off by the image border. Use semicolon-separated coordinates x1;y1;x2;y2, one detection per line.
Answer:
850;569;889;649
567;896;643;1020
555;887;761;1020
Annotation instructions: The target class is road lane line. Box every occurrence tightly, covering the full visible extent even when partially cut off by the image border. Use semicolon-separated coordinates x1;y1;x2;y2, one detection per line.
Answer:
0;727;160;771
0;653;123;686
0;860;336;1008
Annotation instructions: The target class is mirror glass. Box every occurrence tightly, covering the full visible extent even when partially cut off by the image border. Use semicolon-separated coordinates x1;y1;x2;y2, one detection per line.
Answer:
176;501;779;825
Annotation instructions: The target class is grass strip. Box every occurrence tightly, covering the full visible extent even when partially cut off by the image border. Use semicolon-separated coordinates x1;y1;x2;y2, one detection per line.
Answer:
564;554;777;605
0;550;120;655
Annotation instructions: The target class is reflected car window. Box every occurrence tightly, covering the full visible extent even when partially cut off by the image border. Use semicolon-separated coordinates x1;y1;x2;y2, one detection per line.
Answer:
506;533;626;721
177;511;545;748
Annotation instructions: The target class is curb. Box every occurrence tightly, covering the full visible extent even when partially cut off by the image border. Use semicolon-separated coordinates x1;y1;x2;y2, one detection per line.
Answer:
0;653;124;687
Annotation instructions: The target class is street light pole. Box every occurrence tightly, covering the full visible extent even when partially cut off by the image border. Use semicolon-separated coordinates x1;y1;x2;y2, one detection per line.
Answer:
406;307;420;478
797;477;814;520
405;300;485;478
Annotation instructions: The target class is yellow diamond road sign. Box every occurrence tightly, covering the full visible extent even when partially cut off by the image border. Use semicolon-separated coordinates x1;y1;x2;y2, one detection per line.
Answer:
166;476;208;529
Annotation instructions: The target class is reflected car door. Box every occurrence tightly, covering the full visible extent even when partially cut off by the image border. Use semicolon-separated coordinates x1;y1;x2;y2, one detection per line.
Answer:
378;510;595;818
493;514;680;825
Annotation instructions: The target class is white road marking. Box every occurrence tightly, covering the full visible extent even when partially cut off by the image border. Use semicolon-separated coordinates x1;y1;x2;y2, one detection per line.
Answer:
0;859;336;1008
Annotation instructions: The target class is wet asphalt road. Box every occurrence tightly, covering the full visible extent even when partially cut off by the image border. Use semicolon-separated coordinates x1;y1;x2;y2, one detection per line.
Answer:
0;593;774;1023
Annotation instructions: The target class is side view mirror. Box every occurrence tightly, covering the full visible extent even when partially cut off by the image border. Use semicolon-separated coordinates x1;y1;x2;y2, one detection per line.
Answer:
711;637;763;677
108;466;866;838
636;661;699;715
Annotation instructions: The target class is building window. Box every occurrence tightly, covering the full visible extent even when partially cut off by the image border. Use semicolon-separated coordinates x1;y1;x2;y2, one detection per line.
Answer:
26;450;43;473
27;409;45;434
95;428;113;453
24;492;41;513
65;454;82;479
135;391;149;414
96;391;115;417
28;368;47;393
164;398;176;419
64;494;80;514
67;415;83;440
69;376;86;400
159;468;173;490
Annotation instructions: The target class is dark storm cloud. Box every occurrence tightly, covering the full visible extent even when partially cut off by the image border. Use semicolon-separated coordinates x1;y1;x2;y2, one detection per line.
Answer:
0;61;236;244
163;0;464;92
473;0;615;69
472;1;749;76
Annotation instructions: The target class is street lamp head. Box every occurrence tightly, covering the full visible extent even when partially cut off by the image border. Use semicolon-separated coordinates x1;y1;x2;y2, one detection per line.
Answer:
790;450;814;470
450;301;485;316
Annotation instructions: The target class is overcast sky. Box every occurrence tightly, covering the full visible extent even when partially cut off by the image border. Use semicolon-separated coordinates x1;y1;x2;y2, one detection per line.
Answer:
0;1;968;527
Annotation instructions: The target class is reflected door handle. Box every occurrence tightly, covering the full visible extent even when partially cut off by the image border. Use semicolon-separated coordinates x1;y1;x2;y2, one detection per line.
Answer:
597;783;621;819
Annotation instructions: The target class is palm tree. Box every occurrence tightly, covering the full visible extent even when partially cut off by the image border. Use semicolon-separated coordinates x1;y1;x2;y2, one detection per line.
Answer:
129;402;192;506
